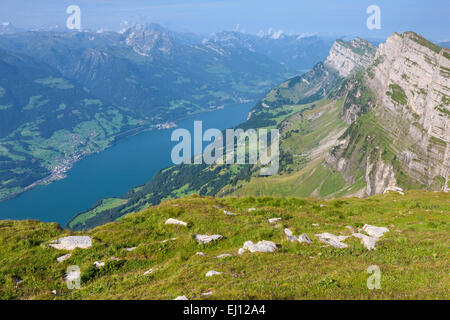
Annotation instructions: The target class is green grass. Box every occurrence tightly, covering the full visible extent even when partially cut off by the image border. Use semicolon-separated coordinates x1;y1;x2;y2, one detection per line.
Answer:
387;84;408;105
68;198;128;229
0;191;448;300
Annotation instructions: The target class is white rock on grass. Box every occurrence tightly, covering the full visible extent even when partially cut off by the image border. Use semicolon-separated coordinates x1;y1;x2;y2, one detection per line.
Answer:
352;233;377;250
49;236;92;251
216;254;233;259
284;228;312;244
165;218;187;226
268;217;282;224
161;238;177;243
195;234;223;244
200;291;213;298
224;210;236;216
93;261;105;268
143;268;154;275
238;248;246;255
240;240;277;253
56;253;71;263
248;208;256;212
315;233;350;249
362;224;390;238
205;270;223;277
174;296;189;300
196;252;206;256
298;233;312;244
284;228;298;242
124;247;137;252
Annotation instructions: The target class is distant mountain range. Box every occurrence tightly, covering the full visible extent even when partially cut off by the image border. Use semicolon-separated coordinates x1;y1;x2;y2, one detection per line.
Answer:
0;23;333;201
69;31;450;231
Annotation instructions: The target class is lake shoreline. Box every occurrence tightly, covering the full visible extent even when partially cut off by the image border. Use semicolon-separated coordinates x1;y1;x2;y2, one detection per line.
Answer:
0;101;256;204
0;101;256;225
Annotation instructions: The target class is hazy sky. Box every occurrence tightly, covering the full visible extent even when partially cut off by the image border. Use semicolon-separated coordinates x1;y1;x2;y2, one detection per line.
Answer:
1;0;449;41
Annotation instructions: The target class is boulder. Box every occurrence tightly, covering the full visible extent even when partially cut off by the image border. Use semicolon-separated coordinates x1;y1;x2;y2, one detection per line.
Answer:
284;228;298;242
352;233;377;250
93;261;105;268
48;236;92;251
205;270;223;277
285;228;312;244
298;233;312;244
362;224;389;238
165;218;187;226
224;210;236;216
315;233;350;248
268;218;282;224
143;268;154;275
216;254;233;259
200;291;213;298
241;240;277;253
195;234;223;244
56;253;71;263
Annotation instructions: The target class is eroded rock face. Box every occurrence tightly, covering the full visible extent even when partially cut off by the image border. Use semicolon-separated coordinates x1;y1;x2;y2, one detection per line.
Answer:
367;32;450;191
365;153;397;196
325;38;377;78
326;32;449;195
49;236;92;251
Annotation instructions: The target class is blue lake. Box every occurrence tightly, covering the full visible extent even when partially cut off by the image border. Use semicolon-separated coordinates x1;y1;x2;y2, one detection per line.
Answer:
0;102;254;226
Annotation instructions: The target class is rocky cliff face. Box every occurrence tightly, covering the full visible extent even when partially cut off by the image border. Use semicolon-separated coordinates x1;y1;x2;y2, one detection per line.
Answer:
327;32;450;195
325;38;377;78
252;38;377;114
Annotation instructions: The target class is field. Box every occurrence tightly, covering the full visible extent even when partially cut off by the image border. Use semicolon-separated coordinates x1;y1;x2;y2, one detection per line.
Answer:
0;191;448;300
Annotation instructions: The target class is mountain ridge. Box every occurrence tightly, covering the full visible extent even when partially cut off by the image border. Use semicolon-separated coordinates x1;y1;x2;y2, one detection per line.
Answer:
66;31;449;230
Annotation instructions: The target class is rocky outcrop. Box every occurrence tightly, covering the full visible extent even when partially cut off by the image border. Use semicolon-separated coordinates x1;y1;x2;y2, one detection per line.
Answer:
366;32;450;190
326;32;449;195
365;152;397;196
49;236;92;250
325;38;377;77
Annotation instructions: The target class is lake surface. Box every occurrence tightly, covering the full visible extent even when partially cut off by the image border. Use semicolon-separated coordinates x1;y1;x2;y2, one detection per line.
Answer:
0;102;254;226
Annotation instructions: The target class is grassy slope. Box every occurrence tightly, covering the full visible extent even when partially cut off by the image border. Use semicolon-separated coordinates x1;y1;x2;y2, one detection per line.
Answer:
225;98;350;198
1;191;448;300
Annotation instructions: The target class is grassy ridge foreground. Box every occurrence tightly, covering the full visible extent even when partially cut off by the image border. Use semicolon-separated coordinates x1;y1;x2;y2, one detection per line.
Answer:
0;191;448;300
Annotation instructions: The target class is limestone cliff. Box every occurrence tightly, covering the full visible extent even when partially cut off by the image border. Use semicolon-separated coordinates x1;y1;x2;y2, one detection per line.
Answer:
327;32;450;195
325;38;377;78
